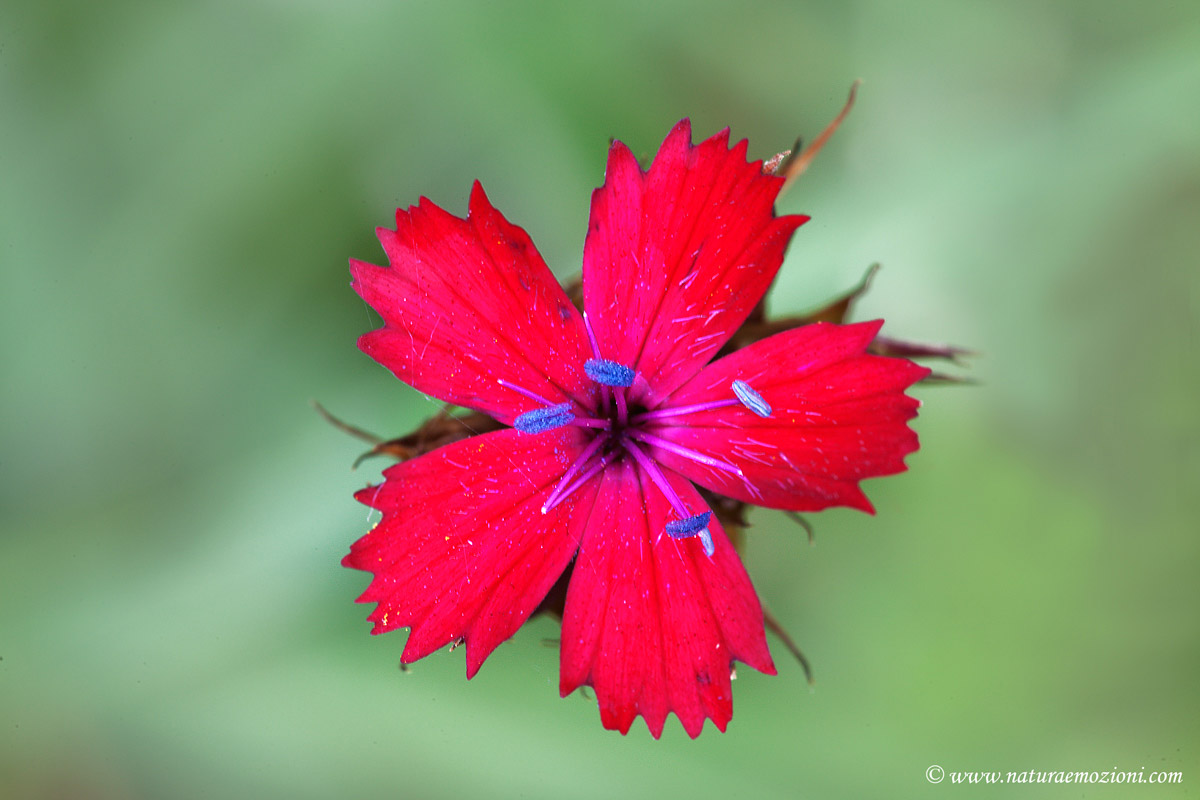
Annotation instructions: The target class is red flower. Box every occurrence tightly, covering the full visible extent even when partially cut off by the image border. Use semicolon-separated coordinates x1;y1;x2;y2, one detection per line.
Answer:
345;120;929;737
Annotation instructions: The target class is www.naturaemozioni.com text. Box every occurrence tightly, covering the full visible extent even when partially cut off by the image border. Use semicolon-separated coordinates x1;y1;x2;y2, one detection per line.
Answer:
946;768;1182;786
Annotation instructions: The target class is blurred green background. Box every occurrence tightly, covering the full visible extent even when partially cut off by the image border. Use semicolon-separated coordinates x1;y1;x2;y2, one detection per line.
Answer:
3;1;1197;797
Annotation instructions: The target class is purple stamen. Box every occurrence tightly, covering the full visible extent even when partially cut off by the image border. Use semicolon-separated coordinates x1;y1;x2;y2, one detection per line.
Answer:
582;311;603;360
582;312;611;415
625;430;743;477
622;440;688;517
630;398;740;424
614;386;629;427
623;441;716;557
543;447;620;513
585;359;635;387
542;435;606;512
732;379;772;417
497;378;556;407
514;403;574;434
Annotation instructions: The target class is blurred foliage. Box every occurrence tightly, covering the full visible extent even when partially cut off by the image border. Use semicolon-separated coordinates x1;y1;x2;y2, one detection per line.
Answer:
2;1;1197;798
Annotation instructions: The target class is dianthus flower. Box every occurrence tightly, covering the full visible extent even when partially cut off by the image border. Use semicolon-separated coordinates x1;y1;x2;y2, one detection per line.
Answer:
344;119;930;737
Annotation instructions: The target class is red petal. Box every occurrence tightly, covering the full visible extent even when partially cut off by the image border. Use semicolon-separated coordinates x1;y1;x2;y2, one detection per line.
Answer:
582;120;809;404
559;461;774;738
653;321;931;512
352;182;596;423
345;427;595;677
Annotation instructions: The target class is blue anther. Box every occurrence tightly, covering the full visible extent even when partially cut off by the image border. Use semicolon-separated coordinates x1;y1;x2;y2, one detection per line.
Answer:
665;511;713;538
513;403;574;434
698;528;715;557
585;359;635;387
732;379;772;417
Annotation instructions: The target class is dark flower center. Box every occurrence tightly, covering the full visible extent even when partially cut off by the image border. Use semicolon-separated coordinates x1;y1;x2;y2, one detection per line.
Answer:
502;313;774;556
505;380;771;559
